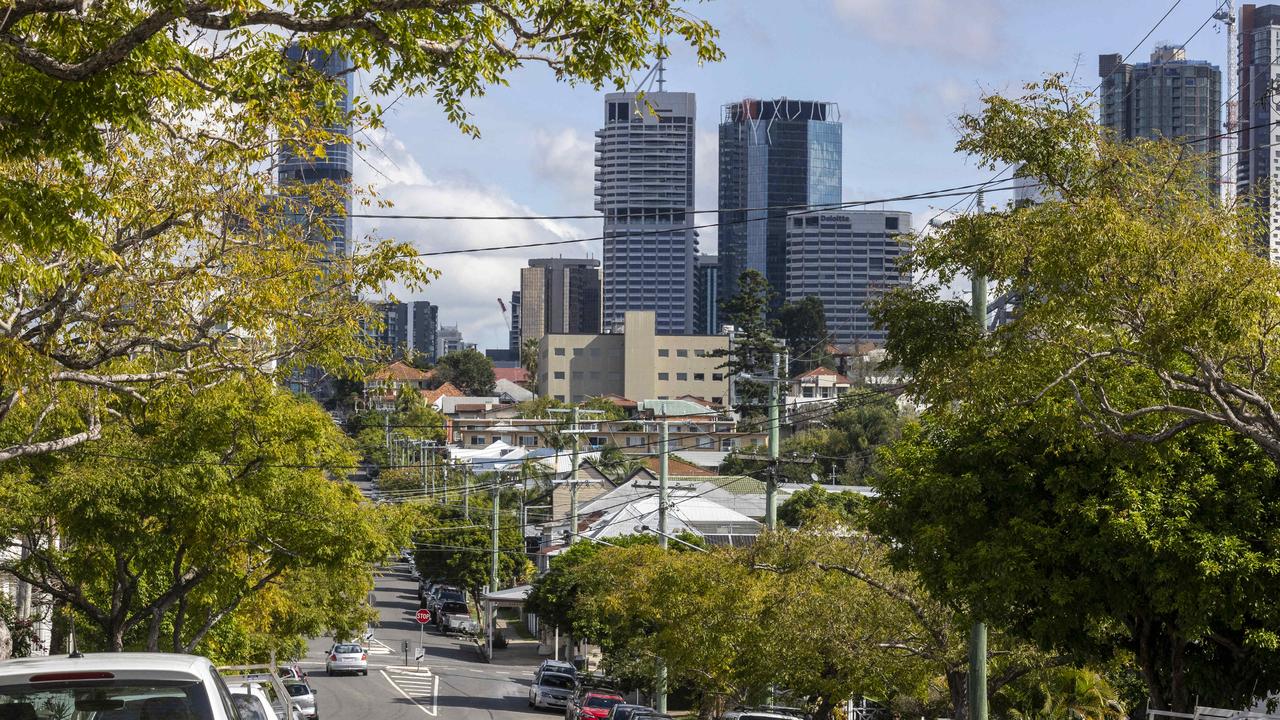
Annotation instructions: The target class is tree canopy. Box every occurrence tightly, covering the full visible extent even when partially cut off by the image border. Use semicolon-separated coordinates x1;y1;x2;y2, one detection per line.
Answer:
872;402;1280;713
870;74;1280;461
0;377;410;656
432;348;496;396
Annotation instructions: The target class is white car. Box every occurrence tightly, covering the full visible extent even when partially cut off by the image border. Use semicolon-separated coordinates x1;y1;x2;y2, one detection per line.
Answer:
324;643;368;676
0;652;239;720
528;670;576;710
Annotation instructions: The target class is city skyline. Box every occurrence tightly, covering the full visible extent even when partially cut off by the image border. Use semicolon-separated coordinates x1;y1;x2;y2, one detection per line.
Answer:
354;1;1239;351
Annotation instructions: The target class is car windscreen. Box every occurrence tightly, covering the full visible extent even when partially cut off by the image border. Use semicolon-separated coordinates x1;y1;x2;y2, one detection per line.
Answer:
285;684;310;697
0;679;214;720
439;590;465;601
539;674;575;690
585;696;622;709
335;644;363;654
441;602;468;614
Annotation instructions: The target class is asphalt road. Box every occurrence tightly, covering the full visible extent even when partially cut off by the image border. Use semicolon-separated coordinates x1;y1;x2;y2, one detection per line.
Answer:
295;524;552;719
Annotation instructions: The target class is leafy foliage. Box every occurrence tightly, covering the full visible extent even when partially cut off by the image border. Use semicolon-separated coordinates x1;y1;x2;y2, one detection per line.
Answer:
777;296;831;374
872;403;1280;712
716;269;781;412
0;378;410;655
412;494;531;601
432;349;496;396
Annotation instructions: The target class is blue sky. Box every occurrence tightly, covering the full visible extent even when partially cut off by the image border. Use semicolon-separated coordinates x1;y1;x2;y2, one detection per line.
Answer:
353;0;1234;351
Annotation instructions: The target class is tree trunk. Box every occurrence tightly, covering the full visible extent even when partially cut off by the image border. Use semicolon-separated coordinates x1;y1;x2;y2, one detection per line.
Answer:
1135;616;1169;711
947;667;968;720
1169;632;1189;713
812;695;838;720
0;617;13;660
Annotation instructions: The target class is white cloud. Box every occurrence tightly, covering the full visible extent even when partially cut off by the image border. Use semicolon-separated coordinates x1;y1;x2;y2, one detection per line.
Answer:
353;129;597;351
831;0;1009;64
530;127;596;204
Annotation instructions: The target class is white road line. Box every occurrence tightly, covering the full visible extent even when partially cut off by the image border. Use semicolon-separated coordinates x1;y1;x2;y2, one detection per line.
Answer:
379;669;439;717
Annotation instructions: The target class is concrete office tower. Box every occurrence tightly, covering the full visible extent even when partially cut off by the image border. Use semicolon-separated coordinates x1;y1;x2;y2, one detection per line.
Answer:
519;258;602;345
719;99;842;306
1240;5;1280;259
595;91;698;334
784;210;911;346
411;300;439;362
695;255;720;334
1099;46;1222;188
278;44;353;256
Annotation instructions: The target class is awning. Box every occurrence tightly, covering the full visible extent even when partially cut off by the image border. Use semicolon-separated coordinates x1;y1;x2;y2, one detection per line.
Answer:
481;584;532;607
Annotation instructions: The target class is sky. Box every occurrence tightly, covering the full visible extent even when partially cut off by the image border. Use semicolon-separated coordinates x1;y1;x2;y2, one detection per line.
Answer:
351;0;1235;351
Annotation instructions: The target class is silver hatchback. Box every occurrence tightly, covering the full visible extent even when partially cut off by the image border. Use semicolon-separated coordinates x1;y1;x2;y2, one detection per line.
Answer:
285;681;318;719
325;643;368;676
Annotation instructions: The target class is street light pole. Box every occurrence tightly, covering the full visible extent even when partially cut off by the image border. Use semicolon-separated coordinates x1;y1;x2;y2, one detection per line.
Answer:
488;482;500;661
569;406;580;544
658;420;669;550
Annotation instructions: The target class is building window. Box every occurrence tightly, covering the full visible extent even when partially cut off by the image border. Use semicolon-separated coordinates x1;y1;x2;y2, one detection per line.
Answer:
554;395;566;402
676;372;688;381
712;396;723;404
694;349;706;357
554;347;566;356
658;372;669;380
712;373;723;381
676;349;688;357
885;216;899;231
694;373;705;381
471;436;486;446
658;349;670;357
520;435;538;446
554;371;566;379
573;348;585;356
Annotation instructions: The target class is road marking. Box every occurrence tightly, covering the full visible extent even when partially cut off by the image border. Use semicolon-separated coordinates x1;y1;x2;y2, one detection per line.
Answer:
366;636;394;656
381;667;439;717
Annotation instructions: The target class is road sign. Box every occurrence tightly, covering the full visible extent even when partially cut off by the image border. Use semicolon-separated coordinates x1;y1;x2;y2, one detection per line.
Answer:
415;609;432;624
415;647;426;661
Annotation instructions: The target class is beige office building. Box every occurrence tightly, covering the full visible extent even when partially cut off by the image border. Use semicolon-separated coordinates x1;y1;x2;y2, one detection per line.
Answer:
538;311;729;403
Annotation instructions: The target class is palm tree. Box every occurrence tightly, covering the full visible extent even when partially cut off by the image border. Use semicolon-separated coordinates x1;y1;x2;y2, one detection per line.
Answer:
520;337;541;381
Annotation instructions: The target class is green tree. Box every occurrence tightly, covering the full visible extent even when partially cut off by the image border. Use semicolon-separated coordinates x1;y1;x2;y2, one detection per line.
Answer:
872;404;1280;713
432;348;497;396
1;2;721;462
870;74;1280;462
0;378;410;653
776;484;865;528
413;496;530;604
777;296;831;374
514;396;570;419
392;386;447;443
716;269;781;412
521;337;542;380
579;396;629;421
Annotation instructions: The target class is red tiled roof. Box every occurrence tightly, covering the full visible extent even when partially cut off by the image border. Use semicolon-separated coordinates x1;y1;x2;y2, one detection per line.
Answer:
596;394;637;409
368;361;433;382
493;367;530;383
420;382;464;404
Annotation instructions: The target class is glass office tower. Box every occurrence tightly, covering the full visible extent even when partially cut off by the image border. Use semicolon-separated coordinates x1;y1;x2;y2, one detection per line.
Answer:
718;99;842;307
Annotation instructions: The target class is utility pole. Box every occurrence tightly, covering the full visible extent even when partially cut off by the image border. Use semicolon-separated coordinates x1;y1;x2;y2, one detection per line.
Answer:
419;442;428;497
967;191;988;720
766;352;781;530
464;472;470;518
658;420;669;549
488;481;500;661
569;406;581;544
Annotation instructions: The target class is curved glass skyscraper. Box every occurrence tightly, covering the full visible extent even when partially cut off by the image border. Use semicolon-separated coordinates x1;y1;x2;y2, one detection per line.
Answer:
718;99;842;307
279;44;353;256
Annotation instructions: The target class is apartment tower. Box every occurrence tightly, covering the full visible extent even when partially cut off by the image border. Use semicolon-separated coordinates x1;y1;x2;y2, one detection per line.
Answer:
595;91;698;334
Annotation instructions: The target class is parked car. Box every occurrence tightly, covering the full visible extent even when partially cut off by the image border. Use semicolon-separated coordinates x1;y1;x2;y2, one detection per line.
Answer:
429;587;465;624
528;670;576;710
566;690;625;720
284;681;318;720
438;600;477;634
278;664;307;682
630;713;674;720
538;659;578;678
605;704;654;720
228;682;289;720
723;708;809;720
324;643;369;676
0;652;240;720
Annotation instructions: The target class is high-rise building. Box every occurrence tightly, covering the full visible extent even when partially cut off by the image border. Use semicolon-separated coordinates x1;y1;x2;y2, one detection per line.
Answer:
519;258;602;345
595;91;698;334
508;290;522;352
695;255;720;334
719;99;842;307
279;44;353;256
1240;5;1280;259
369;301;410;356
411;300;438;362
1098;46;1222;189
784;210;911;346
438;325;472;357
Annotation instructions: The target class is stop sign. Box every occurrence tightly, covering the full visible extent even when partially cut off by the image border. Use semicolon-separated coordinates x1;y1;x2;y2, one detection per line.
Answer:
415;609;431;624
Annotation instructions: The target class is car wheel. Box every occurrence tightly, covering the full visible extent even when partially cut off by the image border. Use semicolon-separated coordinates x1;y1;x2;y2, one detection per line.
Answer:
362;669;368;676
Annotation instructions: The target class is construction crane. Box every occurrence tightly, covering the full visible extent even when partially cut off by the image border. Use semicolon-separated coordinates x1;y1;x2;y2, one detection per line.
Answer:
1215;0;1237;205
